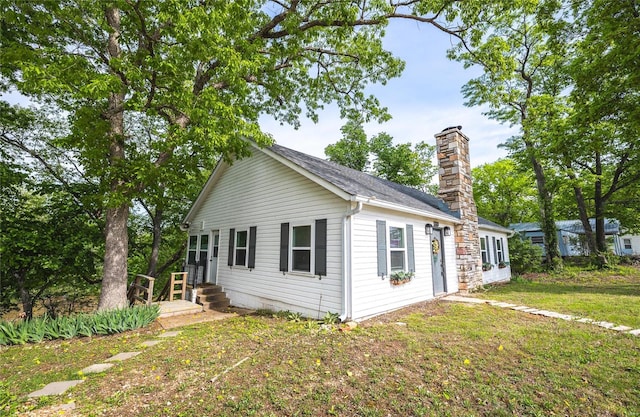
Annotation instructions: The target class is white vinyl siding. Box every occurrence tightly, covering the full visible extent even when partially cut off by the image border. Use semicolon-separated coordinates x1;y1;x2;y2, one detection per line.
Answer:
480;228;511;285
350;206;458;320
186;151;346;318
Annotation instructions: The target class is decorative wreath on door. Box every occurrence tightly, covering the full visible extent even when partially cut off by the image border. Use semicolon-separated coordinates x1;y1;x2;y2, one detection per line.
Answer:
432;239;440;254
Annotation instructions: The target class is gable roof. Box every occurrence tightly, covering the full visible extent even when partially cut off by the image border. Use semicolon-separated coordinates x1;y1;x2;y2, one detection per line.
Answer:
263;144;460;222
185;142;512;230
478;217;514;235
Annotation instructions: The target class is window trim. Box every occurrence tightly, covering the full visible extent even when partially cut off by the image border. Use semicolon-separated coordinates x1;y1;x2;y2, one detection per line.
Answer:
496;237;504;263
234;229;248;267
388;224;407;273
289;222;314;274
623;238;632;250
480;236;488;264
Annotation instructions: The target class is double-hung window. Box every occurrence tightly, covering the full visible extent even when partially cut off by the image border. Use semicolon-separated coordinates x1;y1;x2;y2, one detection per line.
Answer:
375;221;415;277
480;237;488;264
227;227;257;269
496;238;504;262
624;238;632;250
291;225;312;272
235;230;248;266
389;226;406;272
279;220;327;276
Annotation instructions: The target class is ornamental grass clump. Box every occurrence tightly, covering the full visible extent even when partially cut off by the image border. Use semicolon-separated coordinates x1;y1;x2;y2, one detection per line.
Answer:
0;304;159;346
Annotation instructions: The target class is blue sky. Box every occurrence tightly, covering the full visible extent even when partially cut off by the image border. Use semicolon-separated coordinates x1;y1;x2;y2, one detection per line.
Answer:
260;20;519;168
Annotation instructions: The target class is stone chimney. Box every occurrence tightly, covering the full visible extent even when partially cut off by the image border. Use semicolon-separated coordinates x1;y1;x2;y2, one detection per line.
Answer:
434;126;483;292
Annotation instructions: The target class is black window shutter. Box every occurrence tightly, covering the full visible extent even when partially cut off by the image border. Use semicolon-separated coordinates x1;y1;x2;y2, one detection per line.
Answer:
248;226;257;269
406;224;415;273
279;223;289;272
376;220;387;277
315;219;327;276
228;228;235;266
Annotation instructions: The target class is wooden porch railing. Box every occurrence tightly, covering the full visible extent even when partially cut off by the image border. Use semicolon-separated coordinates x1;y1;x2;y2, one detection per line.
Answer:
127;274;155;306
155;272;188;302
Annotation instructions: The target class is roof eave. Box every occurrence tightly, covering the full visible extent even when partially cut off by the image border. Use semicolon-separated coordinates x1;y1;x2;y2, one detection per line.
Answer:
355;196;462;224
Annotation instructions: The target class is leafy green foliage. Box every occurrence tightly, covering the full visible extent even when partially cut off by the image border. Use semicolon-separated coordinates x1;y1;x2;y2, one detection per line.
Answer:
0;304;159;346
325;121;438;193
507;235;544;274
324;120;370;171
472;158;538;226
322;311;340;325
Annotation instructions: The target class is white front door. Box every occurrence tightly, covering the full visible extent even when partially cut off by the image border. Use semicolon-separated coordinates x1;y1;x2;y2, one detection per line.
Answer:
208;230;219;284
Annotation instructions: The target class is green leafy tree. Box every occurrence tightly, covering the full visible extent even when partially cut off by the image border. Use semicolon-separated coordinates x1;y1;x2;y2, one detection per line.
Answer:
325;122;438;193
369;133;438;193
0;160;102;319
447;0;567;269
472;158;538;226
562;0;640;252
325;119;370;171
2;1;420;310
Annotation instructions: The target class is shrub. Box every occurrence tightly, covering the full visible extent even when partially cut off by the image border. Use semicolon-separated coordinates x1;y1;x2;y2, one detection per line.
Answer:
0;304;159;346
508;235;543;274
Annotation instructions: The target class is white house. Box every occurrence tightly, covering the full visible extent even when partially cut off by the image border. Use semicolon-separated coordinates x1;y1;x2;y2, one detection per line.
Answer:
181;127;511;321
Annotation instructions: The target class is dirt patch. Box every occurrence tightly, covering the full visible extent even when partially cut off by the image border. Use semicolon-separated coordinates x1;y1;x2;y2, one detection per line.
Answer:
156;308;254;329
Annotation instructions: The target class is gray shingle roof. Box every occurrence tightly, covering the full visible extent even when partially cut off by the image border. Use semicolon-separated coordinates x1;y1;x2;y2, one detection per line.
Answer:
268;144;460;222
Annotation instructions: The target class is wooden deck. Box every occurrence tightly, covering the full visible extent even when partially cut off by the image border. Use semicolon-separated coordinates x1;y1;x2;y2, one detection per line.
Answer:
156;300;203;318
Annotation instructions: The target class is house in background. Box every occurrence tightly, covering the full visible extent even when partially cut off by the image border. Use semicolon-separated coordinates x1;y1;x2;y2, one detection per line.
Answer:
181;127;511;321
510;219;626;256
620;234;640;256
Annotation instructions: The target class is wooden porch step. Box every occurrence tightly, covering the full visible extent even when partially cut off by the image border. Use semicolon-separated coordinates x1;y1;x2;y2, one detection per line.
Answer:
200;299;231;310
197;292;229;304
195;284;230;311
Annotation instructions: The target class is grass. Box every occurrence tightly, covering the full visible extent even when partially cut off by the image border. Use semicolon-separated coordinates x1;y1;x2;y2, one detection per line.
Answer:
474;265;640;328
1;269;639;416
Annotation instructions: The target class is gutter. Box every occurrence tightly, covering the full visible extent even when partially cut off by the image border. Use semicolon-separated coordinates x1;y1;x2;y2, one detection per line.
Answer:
354;196;461;224
340;201;363;322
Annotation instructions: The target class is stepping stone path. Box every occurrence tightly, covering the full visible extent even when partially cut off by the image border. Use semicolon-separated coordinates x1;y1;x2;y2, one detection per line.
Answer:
26;331;182;399
28;380;84;398
443;295;640;336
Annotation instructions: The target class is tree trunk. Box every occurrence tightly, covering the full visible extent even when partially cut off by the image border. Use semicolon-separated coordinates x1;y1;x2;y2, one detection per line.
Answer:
527;147;562;269
98;7;129;310
98;205;130;310
16;271;33;320
567;172;597;254
146;208;163;277
594;151;608;253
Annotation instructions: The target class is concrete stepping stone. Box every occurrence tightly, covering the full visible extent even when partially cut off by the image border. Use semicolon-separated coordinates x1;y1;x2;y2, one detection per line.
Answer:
28;380;84;397
105;351;142;362
522;308;540;313
80;363;114;374
490;302;516;308
612;325;633;332
511;306;531;311
140;340;163;347
157;330;181;338
628;329;640;336
593;321;615;329
575;318;594;323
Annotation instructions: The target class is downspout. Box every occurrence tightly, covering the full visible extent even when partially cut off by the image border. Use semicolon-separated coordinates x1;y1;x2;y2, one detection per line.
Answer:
340;201;363;322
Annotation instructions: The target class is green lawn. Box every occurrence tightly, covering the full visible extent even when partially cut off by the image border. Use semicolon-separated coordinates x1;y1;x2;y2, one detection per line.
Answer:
2;293;639;416
475;266;640;328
